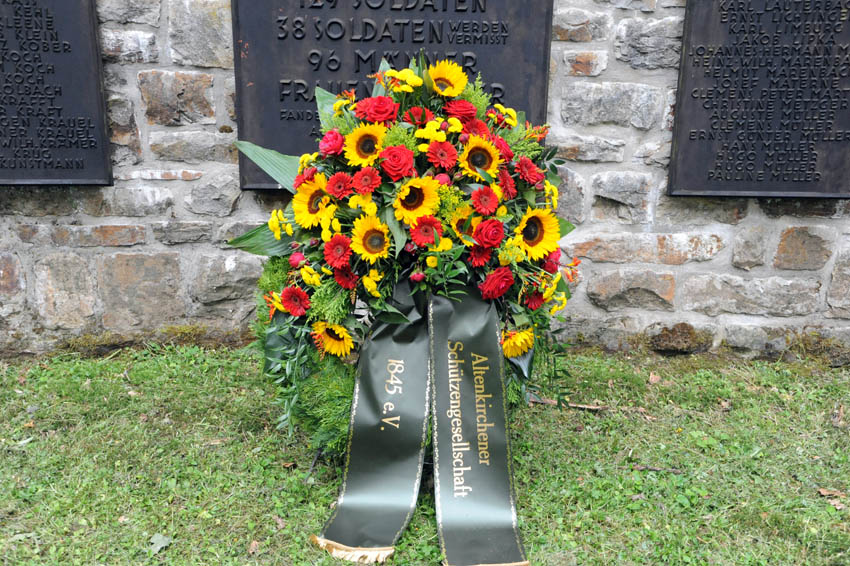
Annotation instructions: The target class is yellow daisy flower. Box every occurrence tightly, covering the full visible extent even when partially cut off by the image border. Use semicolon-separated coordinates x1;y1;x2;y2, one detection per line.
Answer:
349;194;378;216
312;321;354;357
300;265;322;287
459;135;501;182
351;215;391;264
502;328;534;358
426;256;438;268
515;207;561;261
428;60;468;97
344;123;387;167
393;177;441;225
550;292;568;315
362;269;383;298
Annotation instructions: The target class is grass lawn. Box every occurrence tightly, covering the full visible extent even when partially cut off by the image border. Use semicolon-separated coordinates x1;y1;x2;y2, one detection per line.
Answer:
1;344;848;565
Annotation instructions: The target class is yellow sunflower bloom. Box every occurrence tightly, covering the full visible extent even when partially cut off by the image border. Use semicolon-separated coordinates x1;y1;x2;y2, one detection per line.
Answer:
428;60;468;97
393;177;441;225
344;123;387;167
459;135;501;182
449;205;481;246
515;207;561;261
312;321;354;357
351;215;391;264
502;328;534;358
292;173;329;229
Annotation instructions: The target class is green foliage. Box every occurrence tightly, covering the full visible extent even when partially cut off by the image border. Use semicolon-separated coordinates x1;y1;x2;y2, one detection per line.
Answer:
233;141;300;193
437;184;466;221
383;123;418;152
307;278;354;326
509;137;544;160
257;256;291;294
325;112;356;136
458;74;491;118
293;355;355;457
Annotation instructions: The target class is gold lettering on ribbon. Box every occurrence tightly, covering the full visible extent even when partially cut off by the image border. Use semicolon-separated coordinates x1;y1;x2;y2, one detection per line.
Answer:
447;341;472;498
381;359;405;430
471;352;493;466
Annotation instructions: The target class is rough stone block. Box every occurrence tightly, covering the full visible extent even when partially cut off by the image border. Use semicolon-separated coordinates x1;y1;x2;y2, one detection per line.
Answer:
191;254;263;305
774;226;834;271
152;221;213;244
655;193;748;226
561;82;663;130
556;165;587;225
184;171;241;217
150;131;237;164
224;76;237;121
115;169;204;181
50;225;147;247
562;50;608;77
828;249;850;318
0;187;101;217
682;275;821;317
587;269;676;311
647;322;713;354
725;324;790;355
591;171;652;224
91;186;174;217
555;133;625;163
107;94;142;166
169;0;234;68
34;253;96;330
633;140;671;168
96;0;161;25
615;17;683;69
565;233;724;265
759;198;845;219
552;8;612;42
594;0;656;10
138;70;215;126
0;252;24;297
732;226;768;270
98;253;183;330
100;28;159;64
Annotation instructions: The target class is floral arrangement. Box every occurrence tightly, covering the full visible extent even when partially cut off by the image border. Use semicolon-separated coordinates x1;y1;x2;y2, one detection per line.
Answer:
231;57;578;442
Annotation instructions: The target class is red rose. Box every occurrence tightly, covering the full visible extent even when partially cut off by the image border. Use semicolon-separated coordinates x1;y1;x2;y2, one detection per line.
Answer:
434;173;451;186
497;168;517;200
525;292;544;311
319;129;345;156
516;156;544;185
463;118;491;138
410;271;426;283
469;245;492;268
403;106;434;126
543;249;561;274
380;145;416;181
478;267;515;300
289;252;306;268
490;135;514;161
355;96;399;124
473;219;504;248
444;100;478;123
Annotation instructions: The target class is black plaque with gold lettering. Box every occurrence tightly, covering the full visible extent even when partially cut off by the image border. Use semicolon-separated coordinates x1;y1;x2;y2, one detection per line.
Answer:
232;0;554;189
0;0;111;186
669;0;850;198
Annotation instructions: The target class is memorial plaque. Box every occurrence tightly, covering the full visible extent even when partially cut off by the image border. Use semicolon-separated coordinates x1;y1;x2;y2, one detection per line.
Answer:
232;0;555;189
669;1;850;198
0;0;112;186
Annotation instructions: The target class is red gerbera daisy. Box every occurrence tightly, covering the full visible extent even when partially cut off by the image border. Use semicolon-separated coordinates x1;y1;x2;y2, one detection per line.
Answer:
410;215;444;247
280;286;311;317
426;141;458;170
525;291;545;311
497;168;517;200
490;135;514;161
471;185;499;216
463;118;491;138
516;156;545;185
294;166;317;190
334;266;358;290
326;172;353;199
469;245;492;267
323;234;352;269
403;106;434;126
352;166;382;194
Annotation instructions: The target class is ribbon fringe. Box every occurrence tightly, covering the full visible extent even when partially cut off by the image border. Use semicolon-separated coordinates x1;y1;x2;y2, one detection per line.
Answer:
311;535;395;564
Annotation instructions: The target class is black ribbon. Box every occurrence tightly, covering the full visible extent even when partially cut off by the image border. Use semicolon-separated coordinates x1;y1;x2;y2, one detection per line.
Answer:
313;286;527;566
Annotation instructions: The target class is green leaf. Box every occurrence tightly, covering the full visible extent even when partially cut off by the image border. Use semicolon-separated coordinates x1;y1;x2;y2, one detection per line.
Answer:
475;167;496;185
315;87;337;130
382;207;407;258
546;169;562;186
558;218;576;237
228;224;292;257
149;534;172;556
234;141;300;193
372;59;392;97
516;111;526;126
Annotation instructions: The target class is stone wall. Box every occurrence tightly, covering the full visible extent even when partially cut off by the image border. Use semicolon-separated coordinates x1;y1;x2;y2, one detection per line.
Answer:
2;0;850;355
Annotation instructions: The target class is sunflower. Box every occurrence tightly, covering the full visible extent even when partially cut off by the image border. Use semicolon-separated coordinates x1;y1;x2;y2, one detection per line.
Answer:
515;207;560;261
344;124;387;167
393;177;441;225
502;328;534;358
449;205;481;246
292;173;329;229
351;215;391;263
312;321;354;357
459;135;501;182
428;60;468;97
